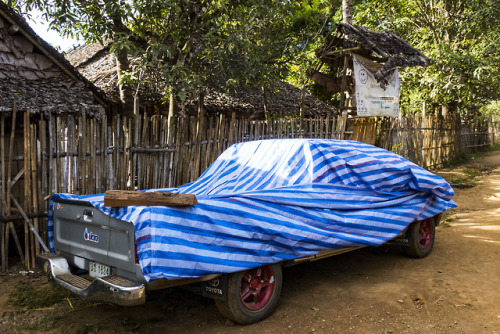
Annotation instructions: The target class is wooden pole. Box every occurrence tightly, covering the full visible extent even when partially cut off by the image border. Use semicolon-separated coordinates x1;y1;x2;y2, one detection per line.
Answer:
38;117;47;244
30;123;40;258
0;113;6;271
24;110;31;268
102;114;107;192
48;112;55;195
91;117;97;194
80;108;88;194
61;116;68;193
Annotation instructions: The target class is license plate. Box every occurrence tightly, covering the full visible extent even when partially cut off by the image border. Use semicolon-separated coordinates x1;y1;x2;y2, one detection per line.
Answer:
89;261;110;278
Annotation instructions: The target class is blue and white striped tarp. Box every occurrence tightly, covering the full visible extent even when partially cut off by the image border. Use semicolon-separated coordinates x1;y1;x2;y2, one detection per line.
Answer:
49;139;456;281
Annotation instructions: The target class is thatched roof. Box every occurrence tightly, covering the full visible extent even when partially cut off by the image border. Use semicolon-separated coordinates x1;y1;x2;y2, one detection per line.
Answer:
311;23;430;89
0;1;108;115
66;42;337;117
199;81;337;118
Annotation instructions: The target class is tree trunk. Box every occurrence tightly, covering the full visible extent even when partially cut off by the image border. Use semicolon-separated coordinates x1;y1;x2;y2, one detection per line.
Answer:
442;104;448;118
168;86;176;120
262;86;269;124
342;0;353;24
340;0;354;114
114;50;134;117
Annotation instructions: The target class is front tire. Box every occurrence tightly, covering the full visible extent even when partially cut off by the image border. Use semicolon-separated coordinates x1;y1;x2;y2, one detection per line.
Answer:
215;264;282;324
403;218;435;258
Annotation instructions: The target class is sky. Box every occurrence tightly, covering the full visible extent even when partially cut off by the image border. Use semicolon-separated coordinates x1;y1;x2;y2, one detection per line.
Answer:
27;9;82;51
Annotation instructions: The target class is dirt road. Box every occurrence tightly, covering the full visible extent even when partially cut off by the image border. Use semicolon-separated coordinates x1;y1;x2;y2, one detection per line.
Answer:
1;150;500;333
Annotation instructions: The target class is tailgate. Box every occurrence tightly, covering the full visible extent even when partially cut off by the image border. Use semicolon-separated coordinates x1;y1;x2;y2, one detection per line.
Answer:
52;199;136;273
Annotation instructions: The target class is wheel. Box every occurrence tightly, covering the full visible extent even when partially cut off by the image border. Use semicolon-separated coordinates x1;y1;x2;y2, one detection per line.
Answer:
403;218;435;258
215;264;282;324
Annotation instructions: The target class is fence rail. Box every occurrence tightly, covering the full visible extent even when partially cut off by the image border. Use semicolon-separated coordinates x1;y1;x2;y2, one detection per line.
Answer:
0;108;499;270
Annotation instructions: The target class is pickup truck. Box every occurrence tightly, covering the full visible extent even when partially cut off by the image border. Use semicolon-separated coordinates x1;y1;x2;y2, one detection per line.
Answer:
38;139;455;324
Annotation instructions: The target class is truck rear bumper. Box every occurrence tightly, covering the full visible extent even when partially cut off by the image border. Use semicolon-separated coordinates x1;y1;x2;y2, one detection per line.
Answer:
37;253;146;306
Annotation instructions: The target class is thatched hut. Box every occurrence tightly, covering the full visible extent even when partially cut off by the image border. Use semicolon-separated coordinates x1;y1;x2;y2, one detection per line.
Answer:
0;2;107;115
66;42;337;118
0;1;108;269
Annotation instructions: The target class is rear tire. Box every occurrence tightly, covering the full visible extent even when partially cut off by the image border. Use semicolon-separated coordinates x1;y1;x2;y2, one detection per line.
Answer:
215;264;282;324
403;218;435;258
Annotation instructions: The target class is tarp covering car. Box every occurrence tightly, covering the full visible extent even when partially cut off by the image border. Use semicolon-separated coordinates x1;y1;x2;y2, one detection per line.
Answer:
48;139;456;281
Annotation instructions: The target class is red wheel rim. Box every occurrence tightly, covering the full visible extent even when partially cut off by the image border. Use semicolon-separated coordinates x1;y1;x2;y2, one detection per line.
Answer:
419;219;433;249
239;265;275;311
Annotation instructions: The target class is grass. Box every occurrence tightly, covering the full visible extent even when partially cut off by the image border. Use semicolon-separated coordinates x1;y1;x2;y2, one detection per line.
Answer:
440;212;457;228
445;143;500;168
444;168;480;188
8;282;69;309
462;169;480;178
448;177;478;188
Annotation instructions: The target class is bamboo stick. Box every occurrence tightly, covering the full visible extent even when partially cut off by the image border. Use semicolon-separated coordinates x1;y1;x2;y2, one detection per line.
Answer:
82;109;88;194
107;121;113;190
101;114;107;192
194;115;202;181
173;116;182;185
153;116;159;188
24;111;31;268
65;115;72;193
30;123;39;262
0;114;5;270
136;115;142;190
39;118;47;208
96;117;102;193
140;114;149;189
161;116;169;187
114;114;120;190
91;117;97;193
38;117;48;244
48;112;55;195
204;116;213;176
127;116;133;189
132;115;140;190
122;116;129;190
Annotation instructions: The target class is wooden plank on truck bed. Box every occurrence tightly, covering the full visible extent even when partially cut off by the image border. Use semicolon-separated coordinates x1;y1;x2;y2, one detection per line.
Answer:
104;190;198;207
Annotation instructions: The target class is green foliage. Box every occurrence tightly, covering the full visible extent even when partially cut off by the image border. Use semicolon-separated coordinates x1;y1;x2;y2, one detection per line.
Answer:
10;0;340;103
480;101;500;120
353;0;500;115
8;0;500;114
8;282;68;309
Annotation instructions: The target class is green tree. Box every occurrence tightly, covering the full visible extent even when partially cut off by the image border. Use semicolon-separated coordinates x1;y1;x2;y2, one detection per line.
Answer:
352;0;500;116
11;0;330;115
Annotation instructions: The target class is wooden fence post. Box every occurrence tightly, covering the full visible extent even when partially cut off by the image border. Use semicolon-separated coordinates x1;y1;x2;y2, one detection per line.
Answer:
0;113;5;271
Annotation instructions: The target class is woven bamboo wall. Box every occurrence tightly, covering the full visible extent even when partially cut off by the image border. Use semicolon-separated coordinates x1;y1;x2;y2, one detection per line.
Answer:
0;108;499;270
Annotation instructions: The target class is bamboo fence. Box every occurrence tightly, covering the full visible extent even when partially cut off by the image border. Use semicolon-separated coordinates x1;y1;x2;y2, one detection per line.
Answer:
378;114;500;169
378;114;460;169
0;107;499;270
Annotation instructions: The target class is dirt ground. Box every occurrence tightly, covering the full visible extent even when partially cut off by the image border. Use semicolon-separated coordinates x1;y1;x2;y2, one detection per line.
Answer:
1;150;500;334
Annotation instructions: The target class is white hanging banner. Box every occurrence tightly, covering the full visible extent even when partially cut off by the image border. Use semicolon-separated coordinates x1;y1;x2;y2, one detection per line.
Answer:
353;54;400;117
